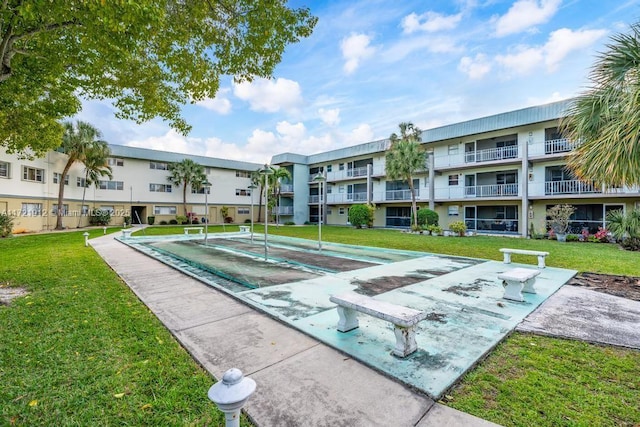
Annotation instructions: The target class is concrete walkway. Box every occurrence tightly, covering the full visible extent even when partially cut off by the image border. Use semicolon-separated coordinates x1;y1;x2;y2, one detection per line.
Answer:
90;234;499;426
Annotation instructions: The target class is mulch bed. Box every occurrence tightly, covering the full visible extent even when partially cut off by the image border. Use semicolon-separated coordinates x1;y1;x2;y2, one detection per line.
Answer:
567;273;640;302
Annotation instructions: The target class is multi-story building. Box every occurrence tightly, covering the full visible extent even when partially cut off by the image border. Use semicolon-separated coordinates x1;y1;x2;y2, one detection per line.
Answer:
0;145;261;232
2;99;639;235
272;99;640;237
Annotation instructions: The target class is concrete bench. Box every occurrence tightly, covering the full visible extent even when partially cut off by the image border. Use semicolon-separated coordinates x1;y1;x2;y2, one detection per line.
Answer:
184;227;204;235
329;292;428;358
498;268;541;302
499;248;549;268
121;229;133;239
239;225;250;233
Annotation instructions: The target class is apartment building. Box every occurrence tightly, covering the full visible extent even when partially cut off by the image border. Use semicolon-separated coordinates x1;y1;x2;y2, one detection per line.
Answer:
0;145;261;232
272;99;640;237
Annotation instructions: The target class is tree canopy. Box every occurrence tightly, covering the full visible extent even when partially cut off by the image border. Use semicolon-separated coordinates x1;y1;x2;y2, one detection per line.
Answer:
561;22;640;187
167;159;207;217
0;1;316;157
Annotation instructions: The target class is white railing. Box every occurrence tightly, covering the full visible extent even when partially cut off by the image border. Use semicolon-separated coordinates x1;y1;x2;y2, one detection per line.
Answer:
275;206;294;215
279;184;294;193
545;180;598;195
385;189;418;201
347;166;369;177
465;145;518;163
464;183;518;197
347;192;368;202
308;195;324;203
544;138;581;154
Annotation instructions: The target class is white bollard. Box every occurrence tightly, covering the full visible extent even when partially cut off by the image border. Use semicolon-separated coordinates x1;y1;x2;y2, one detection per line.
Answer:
208;368;256;427
83;232;90;247
103;226;107;235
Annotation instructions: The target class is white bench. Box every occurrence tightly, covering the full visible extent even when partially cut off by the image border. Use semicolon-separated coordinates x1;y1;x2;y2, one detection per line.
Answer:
121;229;133;239
329;292;428;358
498;268;541;302
184;227;204;235
239;225;250;233
499;248;549;268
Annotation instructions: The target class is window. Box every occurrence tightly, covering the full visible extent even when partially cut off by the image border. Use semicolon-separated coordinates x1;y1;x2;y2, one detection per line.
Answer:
448;205;460;216
448;174;459;186
191;186;208;194
448;144;459;155
339;163;345;171
326;165;332;172
338;185;345;193
81;205;89;215
339;207;346;215
0;161;9;178
154;206;177;215
236;188;251;196
22;166;44;182
77;177;88;187
107;158;124;167
52;204;69;215
21;203;42;216
149;183;172;192
150;161;169;170
326;207;332;215
98;180;124;190
237;207;250;215
236;170;251;178
53;173;69;185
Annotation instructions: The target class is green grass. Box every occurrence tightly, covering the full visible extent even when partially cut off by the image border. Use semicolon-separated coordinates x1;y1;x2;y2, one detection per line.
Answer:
0;230;251;426
3;226;639;426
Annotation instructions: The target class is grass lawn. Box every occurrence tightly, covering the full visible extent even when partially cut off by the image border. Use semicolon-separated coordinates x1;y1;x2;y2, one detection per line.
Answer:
0;230;251;426
3;225;639;426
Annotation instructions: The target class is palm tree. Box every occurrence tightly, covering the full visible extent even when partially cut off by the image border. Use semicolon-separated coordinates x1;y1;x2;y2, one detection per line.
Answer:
167;159;207;219
250;170;264;222
385;122;426;229
253;166;278;222
561;22;640;187
55;121;106;230
76;143;112;227
271;167;292;224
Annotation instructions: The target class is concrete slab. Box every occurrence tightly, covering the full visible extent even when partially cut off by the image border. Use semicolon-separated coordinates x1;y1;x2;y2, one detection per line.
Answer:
246;344;434;427
417;404;502;426
517;286;640;349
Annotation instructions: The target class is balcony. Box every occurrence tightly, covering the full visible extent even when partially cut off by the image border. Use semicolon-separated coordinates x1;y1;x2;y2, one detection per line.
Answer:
464;183;518;198
385;189;418;201
347;166;369;177
280;184;294;193
275;206;294;215
545;138;581;155
545;180;599;195
465;145;518;163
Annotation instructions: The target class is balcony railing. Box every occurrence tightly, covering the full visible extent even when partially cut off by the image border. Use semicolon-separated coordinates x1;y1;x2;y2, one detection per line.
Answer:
275;206;294;215
545;180;598;195
347;166;369;177
308;195;324;203
347;192;368;202
545;138;580;154
385;189;418;201
465;145;518;163
280;184;294;193
464;183;518;197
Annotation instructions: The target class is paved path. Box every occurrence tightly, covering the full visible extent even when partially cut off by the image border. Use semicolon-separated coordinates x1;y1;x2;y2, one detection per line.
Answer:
91;234;499;427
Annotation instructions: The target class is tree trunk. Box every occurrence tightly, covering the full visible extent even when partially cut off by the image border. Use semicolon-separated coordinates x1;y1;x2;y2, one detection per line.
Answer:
55;160;73;230
182;181;188;219
257;186;264;222
409;178;418;228
77;170;89;228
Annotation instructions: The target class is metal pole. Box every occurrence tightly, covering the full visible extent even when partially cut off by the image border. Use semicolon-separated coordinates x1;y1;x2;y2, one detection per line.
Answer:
250;186;255;244
318;179;322;251
264;178;269;261
205;188;209;245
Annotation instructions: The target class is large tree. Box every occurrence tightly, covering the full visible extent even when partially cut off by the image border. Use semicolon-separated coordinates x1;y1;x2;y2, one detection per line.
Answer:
561;22;640;187
167;159;207;218
385;122;426;230
55;121;109;230
271;166;292;223
77;143;112;227
0;1;316;157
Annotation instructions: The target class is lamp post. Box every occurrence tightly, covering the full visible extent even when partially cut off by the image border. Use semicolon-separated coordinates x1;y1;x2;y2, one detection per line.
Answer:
248;184;257;244
313;172;326;251
203;181;211;245
259;165;274;261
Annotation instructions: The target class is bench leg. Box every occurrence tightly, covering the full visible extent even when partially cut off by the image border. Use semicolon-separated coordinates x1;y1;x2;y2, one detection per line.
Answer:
393;325;418;358
503;253;511;264
522;277;537;294
336;306;359;332
537;255;546;268
502;279;524;302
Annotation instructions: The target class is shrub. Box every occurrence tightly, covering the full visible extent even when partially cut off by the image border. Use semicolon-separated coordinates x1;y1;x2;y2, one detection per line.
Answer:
191;218;200;225
224;216;233;224
348;204;372;229
606;209;640;242
0;212;14;237
159;220;168;225
566;234;579;242
90;210;111;226
169;219;178;225
621;237;640;251
416;208;439;226
284;221;295;226
546;204;575;234
175;215;187;225
304;221;311;225
244;219;252;224
449;221;467;236
427;224;442;235
146;216;155;225
123;216;131;226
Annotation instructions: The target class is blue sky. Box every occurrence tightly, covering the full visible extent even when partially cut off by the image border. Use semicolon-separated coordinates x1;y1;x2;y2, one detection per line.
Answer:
75;0;640;164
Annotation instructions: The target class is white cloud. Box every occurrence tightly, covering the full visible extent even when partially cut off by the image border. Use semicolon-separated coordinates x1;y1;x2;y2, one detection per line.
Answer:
195;89;232;114
458;53;492;79
345;124;374;145
495;0;561;37
233;78;302;113
384;35;461;63
495;28;606;76
341;33;376;74
401;11;462;34
319;108;341;126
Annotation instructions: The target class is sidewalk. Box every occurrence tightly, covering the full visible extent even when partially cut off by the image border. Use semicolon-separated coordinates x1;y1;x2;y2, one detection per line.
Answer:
90;233;500;426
